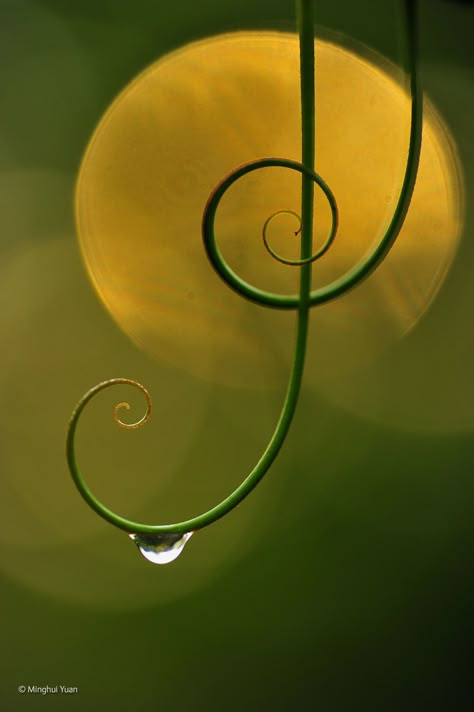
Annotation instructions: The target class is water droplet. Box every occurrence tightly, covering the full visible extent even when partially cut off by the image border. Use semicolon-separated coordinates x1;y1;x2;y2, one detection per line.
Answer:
129;531;193;565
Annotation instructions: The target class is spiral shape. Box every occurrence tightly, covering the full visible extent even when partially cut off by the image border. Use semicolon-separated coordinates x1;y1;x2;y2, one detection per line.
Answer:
202;0;421;310
202;157;340;307
261;187;338;266
112;378;152;429
66;379;162;534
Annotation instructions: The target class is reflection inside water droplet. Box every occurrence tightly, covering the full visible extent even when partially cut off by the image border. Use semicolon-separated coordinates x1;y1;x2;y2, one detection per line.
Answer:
130;531;193;564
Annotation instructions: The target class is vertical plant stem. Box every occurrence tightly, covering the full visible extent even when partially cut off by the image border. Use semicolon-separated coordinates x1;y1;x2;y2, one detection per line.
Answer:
291;0;315;401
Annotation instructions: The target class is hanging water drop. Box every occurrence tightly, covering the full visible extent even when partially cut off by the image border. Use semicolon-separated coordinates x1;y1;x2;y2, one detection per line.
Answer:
129;531;193;564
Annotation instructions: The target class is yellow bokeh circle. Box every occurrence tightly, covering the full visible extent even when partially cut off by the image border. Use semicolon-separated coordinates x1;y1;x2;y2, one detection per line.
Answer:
76;32;462;389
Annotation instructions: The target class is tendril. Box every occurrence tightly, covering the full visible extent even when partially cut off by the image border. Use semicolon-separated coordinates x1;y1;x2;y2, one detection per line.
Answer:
202;157;340;304
202;4;421;310
112;378;152;429
66;0;422;539
262;200;337;266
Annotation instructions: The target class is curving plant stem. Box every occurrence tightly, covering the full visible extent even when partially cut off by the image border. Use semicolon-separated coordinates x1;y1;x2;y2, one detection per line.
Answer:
67;0;422;536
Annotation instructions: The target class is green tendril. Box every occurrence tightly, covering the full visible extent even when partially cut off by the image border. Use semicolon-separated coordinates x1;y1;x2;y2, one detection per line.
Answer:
203;0;421;309
262;205;338;267
66;0;422;536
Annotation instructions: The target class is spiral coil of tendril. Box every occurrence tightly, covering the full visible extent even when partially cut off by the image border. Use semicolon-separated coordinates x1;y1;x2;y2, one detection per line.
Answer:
66;0;422;537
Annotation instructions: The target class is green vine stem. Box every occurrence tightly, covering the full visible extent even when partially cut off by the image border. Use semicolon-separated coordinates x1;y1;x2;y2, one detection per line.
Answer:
67;0;421;536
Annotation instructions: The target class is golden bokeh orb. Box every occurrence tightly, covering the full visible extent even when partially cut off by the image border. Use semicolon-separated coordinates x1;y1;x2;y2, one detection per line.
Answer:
76;32;462;389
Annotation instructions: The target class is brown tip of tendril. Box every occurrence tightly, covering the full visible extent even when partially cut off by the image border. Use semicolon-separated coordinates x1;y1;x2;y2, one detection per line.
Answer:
112;380;152;429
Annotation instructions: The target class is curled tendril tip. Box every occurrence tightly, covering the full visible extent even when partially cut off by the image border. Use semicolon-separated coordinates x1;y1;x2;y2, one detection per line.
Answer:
112;380;152;429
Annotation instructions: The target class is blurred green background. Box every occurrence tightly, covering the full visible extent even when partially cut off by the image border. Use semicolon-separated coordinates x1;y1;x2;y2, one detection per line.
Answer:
0;0;473;710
